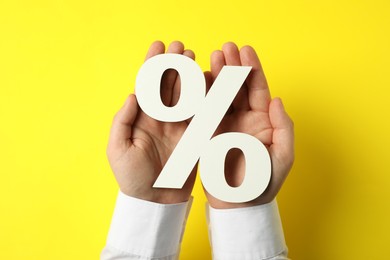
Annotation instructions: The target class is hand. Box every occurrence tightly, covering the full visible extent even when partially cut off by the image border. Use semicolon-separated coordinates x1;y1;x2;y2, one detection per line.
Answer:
106;41;197;204
204;42;294;209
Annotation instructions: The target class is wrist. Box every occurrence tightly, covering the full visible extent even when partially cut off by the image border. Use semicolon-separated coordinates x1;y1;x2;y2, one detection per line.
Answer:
206;191;276;209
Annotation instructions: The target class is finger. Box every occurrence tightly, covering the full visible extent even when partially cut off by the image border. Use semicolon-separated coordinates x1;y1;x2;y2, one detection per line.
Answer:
204;71;212;94
240;45;271;112
222;42;241;65
268;98;294;172
222;42;249;111
144;41;165;61
183;49;195;59
210;50;235;114
210;50;225;81
160;41;185;106
109;94;139;150
171;49;195;106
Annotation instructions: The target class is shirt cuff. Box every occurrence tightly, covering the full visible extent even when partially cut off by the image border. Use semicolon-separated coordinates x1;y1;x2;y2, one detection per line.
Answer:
105;191;193;258
207;199;287;260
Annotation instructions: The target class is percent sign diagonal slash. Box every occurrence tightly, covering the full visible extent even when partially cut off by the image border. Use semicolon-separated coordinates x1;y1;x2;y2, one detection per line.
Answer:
154;65;252;188
135;54;271;203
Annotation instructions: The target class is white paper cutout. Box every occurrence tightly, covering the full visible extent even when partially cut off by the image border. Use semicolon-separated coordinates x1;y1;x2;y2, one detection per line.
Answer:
135;54;271;203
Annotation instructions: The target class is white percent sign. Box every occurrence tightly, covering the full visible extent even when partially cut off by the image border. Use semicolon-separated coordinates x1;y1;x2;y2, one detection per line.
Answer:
135;54;271;203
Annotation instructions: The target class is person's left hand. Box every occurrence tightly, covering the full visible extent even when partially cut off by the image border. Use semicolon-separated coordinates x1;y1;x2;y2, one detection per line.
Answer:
203;42;295;209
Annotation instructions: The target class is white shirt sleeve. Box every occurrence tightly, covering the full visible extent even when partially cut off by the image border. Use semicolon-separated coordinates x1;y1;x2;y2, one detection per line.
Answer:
207;199;289;260
102;192;288;260
101;191;192;260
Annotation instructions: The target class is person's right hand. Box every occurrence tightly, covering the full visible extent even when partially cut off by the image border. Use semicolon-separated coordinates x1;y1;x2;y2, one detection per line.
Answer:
106;41;197;204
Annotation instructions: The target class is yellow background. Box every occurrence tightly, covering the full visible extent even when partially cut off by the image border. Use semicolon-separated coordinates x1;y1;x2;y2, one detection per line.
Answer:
1;0;389;259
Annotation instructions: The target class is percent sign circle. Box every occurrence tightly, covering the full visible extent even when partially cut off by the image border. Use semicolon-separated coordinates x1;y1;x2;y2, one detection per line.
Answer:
135;53;271;203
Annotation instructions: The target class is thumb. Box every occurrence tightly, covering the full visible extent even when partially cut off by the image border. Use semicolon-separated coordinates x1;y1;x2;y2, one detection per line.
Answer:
268;97;294;173
108;94;139;150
